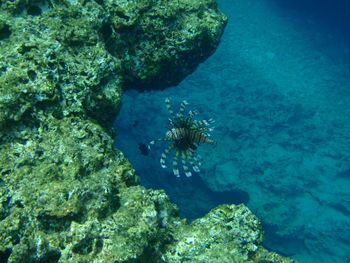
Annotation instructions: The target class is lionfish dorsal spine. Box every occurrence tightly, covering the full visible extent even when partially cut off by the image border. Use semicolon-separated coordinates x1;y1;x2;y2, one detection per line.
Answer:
165;97;175;118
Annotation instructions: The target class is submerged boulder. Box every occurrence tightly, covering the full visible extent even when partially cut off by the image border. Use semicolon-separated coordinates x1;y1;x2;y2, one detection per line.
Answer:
163;204;296;263
103;0;228;90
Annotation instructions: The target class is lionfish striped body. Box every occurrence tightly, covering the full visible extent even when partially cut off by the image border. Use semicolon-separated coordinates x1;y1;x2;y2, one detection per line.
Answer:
149;98;216;177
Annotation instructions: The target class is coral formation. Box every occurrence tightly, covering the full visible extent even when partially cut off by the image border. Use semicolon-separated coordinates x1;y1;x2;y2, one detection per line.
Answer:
0;0;296;262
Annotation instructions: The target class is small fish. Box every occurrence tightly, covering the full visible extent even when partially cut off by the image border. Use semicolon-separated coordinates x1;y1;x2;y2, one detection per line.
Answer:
138;142;149;156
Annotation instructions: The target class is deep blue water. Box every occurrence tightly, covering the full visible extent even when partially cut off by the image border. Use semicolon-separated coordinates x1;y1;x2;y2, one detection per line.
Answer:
114;0;350;262
270;0;350;42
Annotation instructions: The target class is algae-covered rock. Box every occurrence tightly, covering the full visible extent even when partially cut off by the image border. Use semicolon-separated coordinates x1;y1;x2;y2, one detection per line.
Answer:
163;204;296;263
0;0;227;127
0;114;138;262
0;0;296;262
59;186;180;262
103;0;228;89
0;2;122;127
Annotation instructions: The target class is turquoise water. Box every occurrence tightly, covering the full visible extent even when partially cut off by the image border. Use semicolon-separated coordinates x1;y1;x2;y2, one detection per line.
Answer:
115;0;350;262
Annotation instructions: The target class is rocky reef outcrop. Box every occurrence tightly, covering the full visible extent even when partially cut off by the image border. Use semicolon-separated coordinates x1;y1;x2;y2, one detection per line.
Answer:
0;0;296;262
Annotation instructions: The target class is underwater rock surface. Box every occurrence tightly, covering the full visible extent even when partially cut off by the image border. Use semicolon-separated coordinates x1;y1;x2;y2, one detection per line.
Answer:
163;204;295;263
0;0;295;262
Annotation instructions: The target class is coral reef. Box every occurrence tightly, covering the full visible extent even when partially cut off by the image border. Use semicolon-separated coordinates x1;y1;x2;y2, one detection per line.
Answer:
0;0;296;262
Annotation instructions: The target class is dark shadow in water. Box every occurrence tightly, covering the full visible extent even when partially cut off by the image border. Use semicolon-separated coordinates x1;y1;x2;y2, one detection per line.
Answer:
0;248;11;263
263;222;304;258
141;169;250;221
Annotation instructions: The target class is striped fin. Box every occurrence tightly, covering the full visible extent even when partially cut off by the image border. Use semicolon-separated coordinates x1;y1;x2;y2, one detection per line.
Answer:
207;118;215;124
187;149;200;172
188;109;199;117
166;128;179;140
160;144;173;168
193;153;202;168
148;137;173;150
179;100;188;114
148;140;155;150
165;97;175;117
172;151;180;177
181;152;192;177
193;119;215;129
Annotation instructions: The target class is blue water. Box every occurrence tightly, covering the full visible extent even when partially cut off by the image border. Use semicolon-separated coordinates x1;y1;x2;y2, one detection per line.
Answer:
114;0;350;262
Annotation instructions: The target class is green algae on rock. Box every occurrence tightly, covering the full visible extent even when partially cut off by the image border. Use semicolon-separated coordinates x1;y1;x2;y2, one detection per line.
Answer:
0;115;139;262
0;0;227;129
103;0;228;90
163;204;296;263
0;2;122;127
0;0;297;262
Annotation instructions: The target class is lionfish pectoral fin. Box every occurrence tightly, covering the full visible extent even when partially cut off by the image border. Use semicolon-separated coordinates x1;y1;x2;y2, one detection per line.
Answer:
187;149;200;173
173;169;180;177
192;166;200;173
160;147;170;168
160;144;173;168
148;138;172;150
172;151;180;177
181;153;192;177
148;141;155;150
185;171;192;177
160;153;167;168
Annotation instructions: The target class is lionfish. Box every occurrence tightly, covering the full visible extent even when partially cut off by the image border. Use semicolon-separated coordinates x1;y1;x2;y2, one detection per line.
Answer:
149;98;216;177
